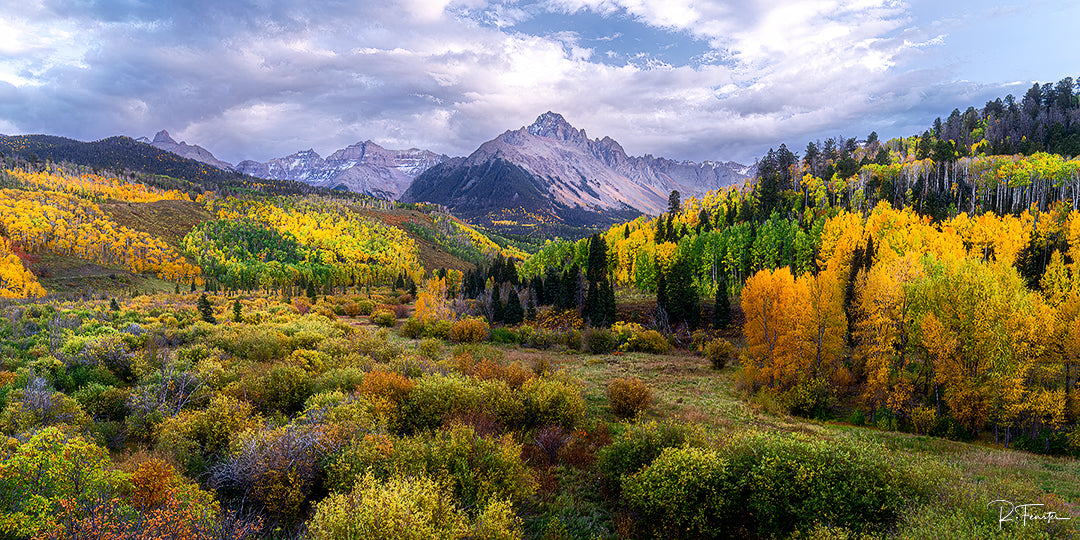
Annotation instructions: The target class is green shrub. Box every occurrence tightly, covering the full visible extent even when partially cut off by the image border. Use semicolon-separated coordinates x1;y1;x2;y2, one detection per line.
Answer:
627;329;669;354
401;375;482;433
156;395;259;474
564;329;581;351
703;338;736;370
326;424;535;510
607;377;653;419
490;327;517;344
73;383;128;421
0;428;120;538
782;377;832;418
597;419;695;493
623;446;732;538
401;317;425;338
371;309;397;327
259;365;313;415
357;300;376;315
309;474;475;540
719;432;943;537
426;319;453;340
583;327;616;354
418;338;443;360
289;330;325;351
518;325;558;349
0;378;91;435
520;377;585;430
312;367;368;394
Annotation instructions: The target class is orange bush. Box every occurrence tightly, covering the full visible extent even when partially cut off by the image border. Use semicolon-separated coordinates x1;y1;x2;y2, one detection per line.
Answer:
130;459;176;511
449;317;489;343
607;377;653;419
358;370;415;406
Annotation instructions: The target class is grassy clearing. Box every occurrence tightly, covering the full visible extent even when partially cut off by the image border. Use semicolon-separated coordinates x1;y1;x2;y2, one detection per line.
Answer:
470;339;1080;537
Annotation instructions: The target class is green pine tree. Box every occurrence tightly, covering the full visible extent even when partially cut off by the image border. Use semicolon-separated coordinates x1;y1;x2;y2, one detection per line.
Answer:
232;299;243;323
198;293;216;324
585;280;600;325
712;272;730;329
491;287;504;324
525;293;537;320
505;288;524;325
599;278;616;327
109;298;120;312
586;233;607;284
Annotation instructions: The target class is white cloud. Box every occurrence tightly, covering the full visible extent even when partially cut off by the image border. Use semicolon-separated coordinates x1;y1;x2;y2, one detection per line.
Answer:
0;0;1030;166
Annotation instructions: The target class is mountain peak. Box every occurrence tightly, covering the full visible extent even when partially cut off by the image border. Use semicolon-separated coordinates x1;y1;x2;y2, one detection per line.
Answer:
152;130;177;145
527;111;586;143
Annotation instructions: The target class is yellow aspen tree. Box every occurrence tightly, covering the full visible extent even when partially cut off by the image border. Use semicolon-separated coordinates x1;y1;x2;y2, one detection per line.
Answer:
741;267;803;390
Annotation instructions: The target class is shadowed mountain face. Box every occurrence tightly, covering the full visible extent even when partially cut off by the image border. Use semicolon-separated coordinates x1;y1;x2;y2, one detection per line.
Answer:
401;112;751;229
236;141;448;199
139;130;237;172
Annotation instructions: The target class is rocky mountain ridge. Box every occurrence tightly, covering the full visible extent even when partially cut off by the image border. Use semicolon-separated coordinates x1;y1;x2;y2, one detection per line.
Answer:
138;130;237;172
401;112;751;229
236;141;448;199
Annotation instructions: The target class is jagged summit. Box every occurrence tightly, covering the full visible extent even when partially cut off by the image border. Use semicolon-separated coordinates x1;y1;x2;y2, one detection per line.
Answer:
236;141;448;199
526;111;588;145
152;130;177;145
145;129;234;171
402;112;751;230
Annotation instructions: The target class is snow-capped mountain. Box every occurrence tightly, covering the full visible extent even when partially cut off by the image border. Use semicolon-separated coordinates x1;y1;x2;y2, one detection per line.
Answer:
401;112;751;227
139;130;236;172
236;141;448;199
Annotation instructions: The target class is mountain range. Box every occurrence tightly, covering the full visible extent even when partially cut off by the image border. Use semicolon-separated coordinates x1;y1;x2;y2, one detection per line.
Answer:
234;142;448;200
402;112;751;229
8;113;751;231
137;130;236;172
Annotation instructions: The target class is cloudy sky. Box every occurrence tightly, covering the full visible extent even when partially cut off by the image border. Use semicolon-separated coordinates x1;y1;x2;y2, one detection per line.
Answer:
1;0;1077;165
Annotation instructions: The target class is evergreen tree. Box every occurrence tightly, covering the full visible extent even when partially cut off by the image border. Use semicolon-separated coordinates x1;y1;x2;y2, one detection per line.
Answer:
586;233;607;284
505;288;524;325
532;276;545;307
599;278;616;327
306;280;317;302
198;293;216;324
525;292;537;320
174;283;180;294
505;258;520;285
843;244;866;346
668;190;681;216
561;266;581;310
916;130;933;160
543;266;560;305
712;272;730;329
190;281;196;293
491;286;504;323
109;298;119;312
232;299;243;323
585;280;600;325
656;263;668;315
665;258;699;329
